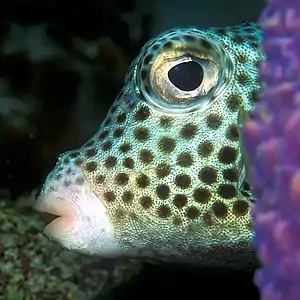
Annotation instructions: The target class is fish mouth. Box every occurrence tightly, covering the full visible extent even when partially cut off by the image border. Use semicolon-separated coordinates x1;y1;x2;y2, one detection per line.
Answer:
34;197;77;236
39;212;60;226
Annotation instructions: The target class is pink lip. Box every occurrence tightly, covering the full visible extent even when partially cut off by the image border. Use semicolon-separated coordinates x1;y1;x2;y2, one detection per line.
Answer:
34;196;77;235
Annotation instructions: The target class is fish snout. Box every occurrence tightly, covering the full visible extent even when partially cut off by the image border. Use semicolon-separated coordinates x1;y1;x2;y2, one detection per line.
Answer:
35;161;122;257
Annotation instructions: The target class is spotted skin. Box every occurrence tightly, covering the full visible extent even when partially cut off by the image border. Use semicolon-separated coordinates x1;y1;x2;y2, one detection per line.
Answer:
36;22;264;269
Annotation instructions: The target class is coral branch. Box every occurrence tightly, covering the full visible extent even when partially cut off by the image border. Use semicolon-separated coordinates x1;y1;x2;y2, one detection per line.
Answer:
243;0;300;299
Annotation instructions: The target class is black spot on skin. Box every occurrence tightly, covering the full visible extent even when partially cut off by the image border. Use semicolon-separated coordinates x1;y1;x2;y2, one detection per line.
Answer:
173;194;188;208
140;196;153;209
157;205;171;218
212;202;228;218
218;184;237;199
237;73;251;85
102;141;112;151
156;184;170;200
63;157;70;164
99;130;109;140
232;35;245;44
122;191;134;203
193;188;211;203
238;54;247;64
198;141;214;157
104;156;117;168
173;216;182;226
158;137;176;153
156;163;171;178
85;148;97;158
218;146;237;164
175;174;191;189
134;106;151;121
116;113;126;124
198;167;218;184
69;151;80;158
139;149;154;164
115;208;126;220
227;123;239;141
119;143;131;153
85;161;97;172
129;211;138;220
134;127;150;142
177;152;194;167
186;206;200;219
74;158;83;166
136;174;150;188
180;123;198;139
223;168;238;182
104;191;116;202
96;174;105;184
206;114;223;129
113;128;124;138
115;173;129;186
233;200;249;216
159;116;173;127
123;157;134;169
227;94;241;111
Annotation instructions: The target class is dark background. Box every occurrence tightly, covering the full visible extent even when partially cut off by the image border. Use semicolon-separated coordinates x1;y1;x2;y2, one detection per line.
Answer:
0;0;265;299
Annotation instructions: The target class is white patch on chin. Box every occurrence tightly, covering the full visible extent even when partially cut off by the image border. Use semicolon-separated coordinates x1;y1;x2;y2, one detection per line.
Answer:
36;163;123;257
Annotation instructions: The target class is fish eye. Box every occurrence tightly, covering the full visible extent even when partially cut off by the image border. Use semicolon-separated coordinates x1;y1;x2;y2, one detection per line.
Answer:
136;30;233;114
147;54;219;111
168;60;204;91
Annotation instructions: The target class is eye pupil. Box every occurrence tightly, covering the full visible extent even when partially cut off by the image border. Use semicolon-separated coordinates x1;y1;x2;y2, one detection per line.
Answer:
168;61;204;91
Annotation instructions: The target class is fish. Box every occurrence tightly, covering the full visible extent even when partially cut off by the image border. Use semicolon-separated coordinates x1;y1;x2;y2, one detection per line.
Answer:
35;22;265;269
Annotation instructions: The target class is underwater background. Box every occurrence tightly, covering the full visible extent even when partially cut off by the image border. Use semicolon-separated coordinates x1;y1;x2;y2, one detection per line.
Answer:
0;0;292;299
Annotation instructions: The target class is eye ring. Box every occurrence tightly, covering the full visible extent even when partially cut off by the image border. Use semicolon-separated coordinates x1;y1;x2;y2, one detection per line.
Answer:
151;56;218;104
136;29;234;115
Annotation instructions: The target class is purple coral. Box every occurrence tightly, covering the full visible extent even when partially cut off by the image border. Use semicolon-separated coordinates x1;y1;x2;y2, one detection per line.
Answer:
243;0;300;299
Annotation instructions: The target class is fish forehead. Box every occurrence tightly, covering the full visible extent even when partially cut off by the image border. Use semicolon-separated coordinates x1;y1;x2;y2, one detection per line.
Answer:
45;23;263;266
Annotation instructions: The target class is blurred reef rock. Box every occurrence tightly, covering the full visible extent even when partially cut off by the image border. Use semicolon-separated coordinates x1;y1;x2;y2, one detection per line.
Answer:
0;0;151;298
0;0;153;198
0;191;141;300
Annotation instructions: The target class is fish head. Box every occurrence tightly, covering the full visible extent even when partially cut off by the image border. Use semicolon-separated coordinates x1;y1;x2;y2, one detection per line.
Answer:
36;23;264;265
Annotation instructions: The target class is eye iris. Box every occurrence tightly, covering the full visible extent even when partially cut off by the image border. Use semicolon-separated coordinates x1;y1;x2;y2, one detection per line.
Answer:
168;61;204;92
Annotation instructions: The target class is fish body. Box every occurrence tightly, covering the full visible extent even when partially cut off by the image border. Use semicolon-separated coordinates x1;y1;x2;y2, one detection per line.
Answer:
36;22;264;269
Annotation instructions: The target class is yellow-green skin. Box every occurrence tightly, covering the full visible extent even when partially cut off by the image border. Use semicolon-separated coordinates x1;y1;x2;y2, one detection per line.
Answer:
37;22;264;270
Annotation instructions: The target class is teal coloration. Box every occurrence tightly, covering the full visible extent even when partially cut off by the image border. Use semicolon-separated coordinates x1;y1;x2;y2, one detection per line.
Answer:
36;22;265;269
